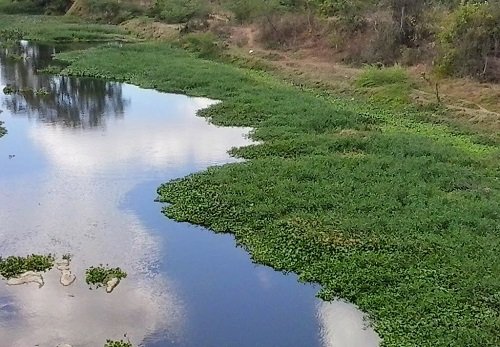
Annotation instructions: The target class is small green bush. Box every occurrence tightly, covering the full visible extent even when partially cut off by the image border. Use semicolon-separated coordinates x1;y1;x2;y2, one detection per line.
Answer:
149;0;209;24
223;0;278;23
0;28;25;41
356;65;413;106
180;32;224;59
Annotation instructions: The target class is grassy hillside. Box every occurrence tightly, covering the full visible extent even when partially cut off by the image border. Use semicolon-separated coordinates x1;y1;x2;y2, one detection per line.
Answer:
55;42;500;347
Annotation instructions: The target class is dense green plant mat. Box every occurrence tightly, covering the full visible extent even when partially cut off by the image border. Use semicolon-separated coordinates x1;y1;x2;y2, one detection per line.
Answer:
0;254;55;279
0;14;131;42
53;42;500;346
85;265;127;289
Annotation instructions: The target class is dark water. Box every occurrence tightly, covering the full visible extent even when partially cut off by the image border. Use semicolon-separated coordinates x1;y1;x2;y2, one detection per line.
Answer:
0;41;380;347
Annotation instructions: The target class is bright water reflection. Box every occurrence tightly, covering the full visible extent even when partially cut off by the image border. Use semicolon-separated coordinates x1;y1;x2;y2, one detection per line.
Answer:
0;42;380;347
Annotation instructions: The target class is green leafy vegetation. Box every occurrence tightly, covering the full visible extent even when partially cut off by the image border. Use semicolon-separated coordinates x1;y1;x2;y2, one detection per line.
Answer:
437;1;500;81
104;339;132;347
149;0;209;24
74;0;144;25
0;254;55;279
54;42;500;347
85;265;127;289
0;122;5;137
179;32;224;59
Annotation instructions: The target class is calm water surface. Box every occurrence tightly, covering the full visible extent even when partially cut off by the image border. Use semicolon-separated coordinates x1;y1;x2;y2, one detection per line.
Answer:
0;42;380;347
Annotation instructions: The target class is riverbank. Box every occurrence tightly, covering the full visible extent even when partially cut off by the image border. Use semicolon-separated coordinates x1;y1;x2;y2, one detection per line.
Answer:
1;14;499;347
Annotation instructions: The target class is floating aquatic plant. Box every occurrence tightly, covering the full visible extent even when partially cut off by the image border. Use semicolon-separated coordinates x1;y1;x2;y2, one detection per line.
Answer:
0;254;55;279
85;265;127;289
2;85;16;95
37;65;64;75
104;339;132;347
34;88;50;96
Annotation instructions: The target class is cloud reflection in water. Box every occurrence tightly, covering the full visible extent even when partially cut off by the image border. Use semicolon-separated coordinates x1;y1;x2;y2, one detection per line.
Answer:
0;82;251;346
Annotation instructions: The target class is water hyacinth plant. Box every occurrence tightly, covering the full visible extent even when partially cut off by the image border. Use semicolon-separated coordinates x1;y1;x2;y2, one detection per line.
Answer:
0;254;55;279
85;265;127;289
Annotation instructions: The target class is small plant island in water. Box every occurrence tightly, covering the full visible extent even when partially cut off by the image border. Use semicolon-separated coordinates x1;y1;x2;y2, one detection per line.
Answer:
0;254;55;286
85;265;127;293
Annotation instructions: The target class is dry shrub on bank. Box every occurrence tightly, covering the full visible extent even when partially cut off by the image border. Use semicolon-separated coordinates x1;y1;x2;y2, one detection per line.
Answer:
341;13;400;65
336;9;436;67
256;13;322;50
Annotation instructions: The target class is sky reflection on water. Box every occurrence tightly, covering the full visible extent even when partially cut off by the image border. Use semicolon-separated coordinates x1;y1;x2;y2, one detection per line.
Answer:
0;42;379;347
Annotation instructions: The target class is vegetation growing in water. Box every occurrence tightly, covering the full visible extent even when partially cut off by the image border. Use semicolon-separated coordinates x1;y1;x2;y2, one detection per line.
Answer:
37;64;64;75
104;339;133;347
6;52;23;61
0;254;55;279
54;43;500;347
2;85;16;94
85;265;127;289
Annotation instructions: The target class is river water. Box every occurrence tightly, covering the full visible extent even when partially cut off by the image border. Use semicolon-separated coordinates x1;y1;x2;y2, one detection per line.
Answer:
0;41;380;347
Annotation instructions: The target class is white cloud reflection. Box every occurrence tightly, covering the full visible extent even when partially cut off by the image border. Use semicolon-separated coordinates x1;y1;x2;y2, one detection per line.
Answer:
0;79;380;347
318;300;381;347
0;85;252;346
27;87;251;177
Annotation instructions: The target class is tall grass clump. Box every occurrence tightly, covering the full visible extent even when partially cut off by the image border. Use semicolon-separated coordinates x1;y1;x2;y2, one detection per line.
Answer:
356;65;413;106
0;254;55;279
